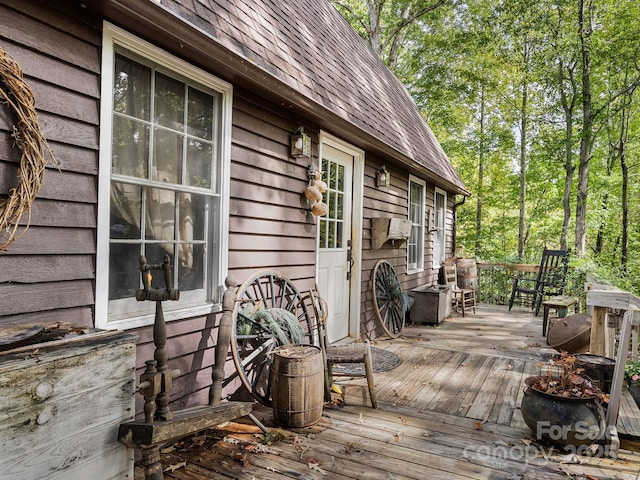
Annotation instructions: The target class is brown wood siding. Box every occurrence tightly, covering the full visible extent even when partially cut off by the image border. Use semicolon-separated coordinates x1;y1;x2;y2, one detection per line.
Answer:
0;1;99;327
360;159;456;340
227;93;318;291
361;160;404;339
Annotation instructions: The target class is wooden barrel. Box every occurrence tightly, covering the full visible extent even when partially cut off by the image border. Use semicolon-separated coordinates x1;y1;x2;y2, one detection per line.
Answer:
270;344;324;427
456;258;477;290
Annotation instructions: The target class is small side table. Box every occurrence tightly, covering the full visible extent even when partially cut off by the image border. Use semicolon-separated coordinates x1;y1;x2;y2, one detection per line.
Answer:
542;295;579;336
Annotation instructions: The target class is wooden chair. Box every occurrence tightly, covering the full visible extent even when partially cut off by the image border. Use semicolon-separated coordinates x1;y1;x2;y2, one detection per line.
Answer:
306;289;377;408
508;248;569;316
444;260;476;316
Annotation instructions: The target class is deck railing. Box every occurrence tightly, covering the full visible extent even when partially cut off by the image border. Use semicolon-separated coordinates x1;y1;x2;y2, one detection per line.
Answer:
476;260;586;309
474;260;639;360
586;281;640;360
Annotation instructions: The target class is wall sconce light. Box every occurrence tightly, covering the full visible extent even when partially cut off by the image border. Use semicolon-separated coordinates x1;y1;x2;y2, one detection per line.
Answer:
291;126;311;158
376;166;390;187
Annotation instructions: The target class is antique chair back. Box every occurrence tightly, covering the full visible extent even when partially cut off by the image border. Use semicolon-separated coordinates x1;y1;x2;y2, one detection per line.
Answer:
508;248;570;316
305;288;377;408
444;259;476;316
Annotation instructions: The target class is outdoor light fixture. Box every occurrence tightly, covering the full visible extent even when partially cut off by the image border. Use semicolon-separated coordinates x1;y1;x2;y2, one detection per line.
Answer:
376;165;390;187
290;126;311;158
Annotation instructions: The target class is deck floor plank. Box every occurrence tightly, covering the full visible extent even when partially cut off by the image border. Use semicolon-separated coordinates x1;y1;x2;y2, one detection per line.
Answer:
464;356;512;422
148;305;640;480
493;356;528;426
620;388;640;437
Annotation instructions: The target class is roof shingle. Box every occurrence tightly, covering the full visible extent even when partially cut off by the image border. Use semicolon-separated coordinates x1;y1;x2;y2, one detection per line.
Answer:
165;0;466;192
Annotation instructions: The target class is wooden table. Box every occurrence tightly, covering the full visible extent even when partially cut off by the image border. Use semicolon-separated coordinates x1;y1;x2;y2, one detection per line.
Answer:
542;295;579;336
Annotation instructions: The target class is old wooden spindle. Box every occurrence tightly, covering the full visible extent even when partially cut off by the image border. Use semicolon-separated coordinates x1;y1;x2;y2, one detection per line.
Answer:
119;258;253;480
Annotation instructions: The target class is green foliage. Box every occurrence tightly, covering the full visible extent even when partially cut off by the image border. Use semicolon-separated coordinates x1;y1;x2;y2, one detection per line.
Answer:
625;361;640;386
334;0;640;291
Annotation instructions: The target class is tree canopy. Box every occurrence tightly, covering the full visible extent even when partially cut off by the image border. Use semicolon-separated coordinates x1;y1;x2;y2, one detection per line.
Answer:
332;0;640;293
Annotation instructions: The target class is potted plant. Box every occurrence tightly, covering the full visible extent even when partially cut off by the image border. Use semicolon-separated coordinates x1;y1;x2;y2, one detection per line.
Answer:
521;351;608;447
624;360;640;408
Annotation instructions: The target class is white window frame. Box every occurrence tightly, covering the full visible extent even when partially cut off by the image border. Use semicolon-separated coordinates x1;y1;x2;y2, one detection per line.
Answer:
407;175;425;274
95;23;232;330
433;187;447;270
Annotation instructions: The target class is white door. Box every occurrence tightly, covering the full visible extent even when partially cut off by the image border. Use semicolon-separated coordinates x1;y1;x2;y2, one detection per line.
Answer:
317;144;354;343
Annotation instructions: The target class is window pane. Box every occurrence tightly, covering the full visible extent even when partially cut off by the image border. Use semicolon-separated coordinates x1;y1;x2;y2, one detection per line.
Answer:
436;192;445;228
328;221;336;248
319;219;327;248
146;188;175;241
109;243;141;300
155;73;185;130
336;220;343;249
179;193;205;241
146;244;174;275
110;182;141;239
112;116;149;177
329;162;337;189
186;140;212;188
188;87;214;140
327;190;335;218
321;158;329;183
179;244;204;291
409;225;419;265
337;164;344;191
153;128;183;184
114;54;151;120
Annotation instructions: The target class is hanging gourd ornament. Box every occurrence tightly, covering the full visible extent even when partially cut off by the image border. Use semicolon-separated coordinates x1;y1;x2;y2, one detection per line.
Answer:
312;179;327;193
304;185;322;202
311;201;329;217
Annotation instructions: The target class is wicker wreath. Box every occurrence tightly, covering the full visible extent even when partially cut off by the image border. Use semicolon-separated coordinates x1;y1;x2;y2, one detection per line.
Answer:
0;47;54;250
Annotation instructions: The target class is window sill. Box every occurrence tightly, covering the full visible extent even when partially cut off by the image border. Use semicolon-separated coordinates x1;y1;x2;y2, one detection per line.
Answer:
104;302;222;331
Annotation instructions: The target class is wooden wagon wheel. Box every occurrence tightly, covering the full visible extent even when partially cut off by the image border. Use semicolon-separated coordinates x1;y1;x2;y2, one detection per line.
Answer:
231;271;313;405
371;260;406;338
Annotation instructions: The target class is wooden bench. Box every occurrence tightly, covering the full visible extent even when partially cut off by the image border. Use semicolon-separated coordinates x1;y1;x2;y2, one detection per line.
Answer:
542;295;579;336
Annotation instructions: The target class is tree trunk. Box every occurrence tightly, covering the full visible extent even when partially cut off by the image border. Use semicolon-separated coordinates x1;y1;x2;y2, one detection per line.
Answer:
365;0;383;58
574;0;593;258
558;59;577;252
518;78;528;261
617;89;633;274
387;5;411;68
621;149;629;274
474;86;486;257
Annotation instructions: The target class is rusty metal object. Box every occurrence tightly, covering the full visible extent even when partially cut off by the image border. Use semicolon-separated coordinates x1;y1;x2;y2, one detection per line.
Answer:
547;313;591;353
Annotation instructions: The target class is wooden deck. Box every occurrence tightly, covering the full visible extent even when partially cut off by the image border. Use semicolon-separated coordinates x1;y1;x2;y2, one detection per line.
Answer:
138;305;640;479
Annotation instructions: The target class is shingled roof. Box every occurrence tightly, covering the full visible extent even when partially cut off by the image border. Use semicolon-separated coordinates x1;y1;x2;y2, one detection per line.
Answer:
110;0;468;194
